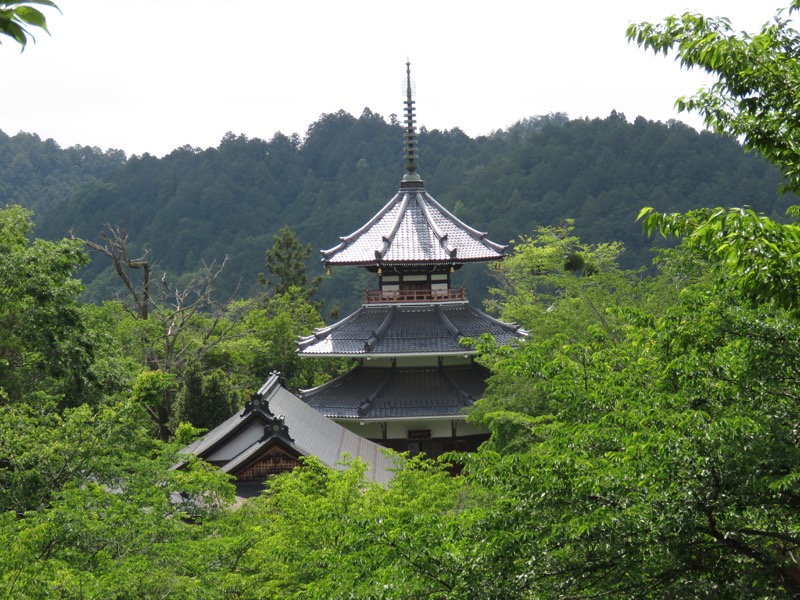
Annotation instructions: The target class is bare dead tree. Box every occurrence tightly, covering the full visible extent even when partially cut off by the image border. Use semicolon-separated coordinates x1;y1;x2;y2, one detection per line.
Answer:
73;226;153;320
73;226;250;439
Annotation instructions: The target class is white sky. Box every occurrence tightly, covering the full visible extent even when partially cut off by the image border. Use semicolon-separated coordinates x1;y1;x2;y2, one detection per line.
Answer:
0;1;785;157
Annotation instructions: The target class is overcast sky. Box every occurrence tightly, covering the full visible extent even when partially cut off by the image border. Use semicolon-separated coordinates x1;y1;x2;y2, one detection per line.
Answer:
0;1;785;157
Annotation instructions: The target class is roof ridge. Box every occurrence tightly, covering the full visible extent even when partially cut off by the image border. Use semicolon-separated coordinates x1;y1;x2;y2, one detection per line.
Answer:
422;191;507;254
365;305;397;351
297;306;367;350
357;369;394;417
463;304;527;335
298;364;365;397
435;304;463;339
442;367;474;405
416;192;457;258
256;371;284;398
376;193;410;260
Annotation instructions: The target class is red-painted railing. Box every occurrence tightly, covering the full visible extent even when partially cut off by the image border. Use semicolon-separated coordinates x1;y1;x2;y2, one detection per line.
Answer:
363;288;466;304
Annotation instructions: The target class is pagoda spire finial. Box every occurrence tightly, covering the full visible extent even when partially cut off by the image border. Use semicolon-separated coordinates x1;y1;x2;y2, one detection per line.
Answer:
402;60;421;182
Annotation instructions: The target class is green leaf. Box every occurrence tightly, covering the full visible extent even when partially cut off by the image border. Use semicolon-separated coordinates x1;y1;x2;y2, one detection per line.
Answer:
13;7;47;31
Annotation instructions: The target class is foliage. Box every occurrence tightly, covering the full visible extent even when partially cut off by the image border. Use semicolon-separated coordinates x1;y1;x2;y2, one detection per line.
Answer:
130;369;176;411
639;205;800;312
173;360;238;431
0;205;95;407
209;454;470;599
464;250;800;596
628;1;800;194
75;225;249;438
79;300;143;397
487;220;642;342
0;399;235;598
0;0;57;50
0;131;125;215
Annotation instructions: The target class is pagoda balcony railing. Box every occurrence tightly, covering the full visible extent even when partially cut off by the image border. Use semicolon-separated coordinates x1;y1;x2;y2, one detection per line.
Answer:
364;288;467;304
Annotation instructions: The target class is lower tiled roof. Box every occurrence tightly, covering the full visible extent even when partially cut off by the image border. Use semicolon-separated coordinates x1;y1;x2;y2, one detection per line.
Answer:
300;363;490;419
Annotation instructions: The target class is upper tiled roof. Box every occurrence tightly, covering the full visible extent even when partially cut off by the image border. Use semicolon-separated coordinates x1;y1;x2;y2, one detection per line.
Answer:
300;364;490;419
321;187;507;267
297;302;526;357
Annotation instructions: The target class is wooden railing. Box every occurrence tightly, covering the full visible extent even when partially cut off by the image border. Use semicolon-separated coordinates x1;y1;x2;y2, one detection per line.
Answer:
363;288;467;304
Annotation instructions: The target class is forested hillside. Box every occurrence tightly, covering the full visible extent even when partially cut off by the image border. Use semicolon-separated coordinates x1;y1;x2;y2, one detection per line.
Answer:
18;109;791;315
0;130;126;215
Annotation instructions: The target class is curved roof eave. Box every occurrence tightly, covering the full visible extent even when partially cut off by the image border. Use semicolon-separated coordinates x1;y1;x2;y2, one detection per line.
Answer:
298;350;477;358
322;255;506;267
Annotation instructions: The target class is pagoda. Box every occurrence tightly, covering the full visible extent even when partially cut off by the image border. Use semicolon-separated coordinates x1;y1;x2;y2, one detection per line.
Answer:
298;63;526;457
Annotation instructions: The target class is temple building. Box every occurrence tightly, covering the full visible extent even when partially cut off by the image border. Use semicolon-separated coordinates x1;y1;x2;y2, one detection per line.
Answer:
180;372;395;498
298;63;526;457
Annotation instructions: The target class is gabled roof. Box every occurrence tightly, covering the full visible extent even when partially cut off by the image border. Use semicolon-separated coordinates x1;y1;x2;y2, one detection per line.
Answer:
301;363;490;420
321;187;507;267
182;373;395;484
298;302;526;357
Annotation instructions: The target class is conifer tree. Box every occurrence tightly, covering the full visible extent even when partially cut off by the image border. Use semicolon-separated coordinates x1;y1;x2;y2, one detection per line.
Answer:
174;361;237;430
260;225;321;301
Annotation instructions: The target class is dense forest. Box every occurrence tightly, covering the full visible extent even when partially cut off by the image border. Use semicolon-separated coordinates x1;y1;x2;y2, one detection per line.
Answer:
5;0;800;597
3;105;793;314
0;130;126;215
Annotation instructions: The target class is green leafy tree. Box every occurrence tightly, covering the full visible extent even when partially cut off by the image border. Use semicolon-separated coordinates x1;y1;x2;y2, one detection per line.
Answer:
173;360;238;430
0;205;95;407
79;300;143;397
0;1;57;50
0;213;246;597
463;254;800;596
0;398;235;598
77;227;246;439
197;368;238;430
629;2;800;312
487;220;641;343
174;359;203;427
211;454;469;599
628;2;800;194
639;204;800;311
245;286;343;391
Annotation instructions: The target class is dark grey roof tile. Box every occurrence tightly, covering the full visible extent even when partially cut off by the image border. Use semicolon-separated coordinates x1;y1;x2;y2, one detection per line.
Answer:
301;364;489;419
299;303;526;356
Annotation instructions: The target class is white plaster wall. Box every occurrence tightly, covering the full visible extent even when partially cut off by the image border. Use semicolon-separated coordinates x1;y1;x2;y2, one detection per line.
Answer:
337;418;489;440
